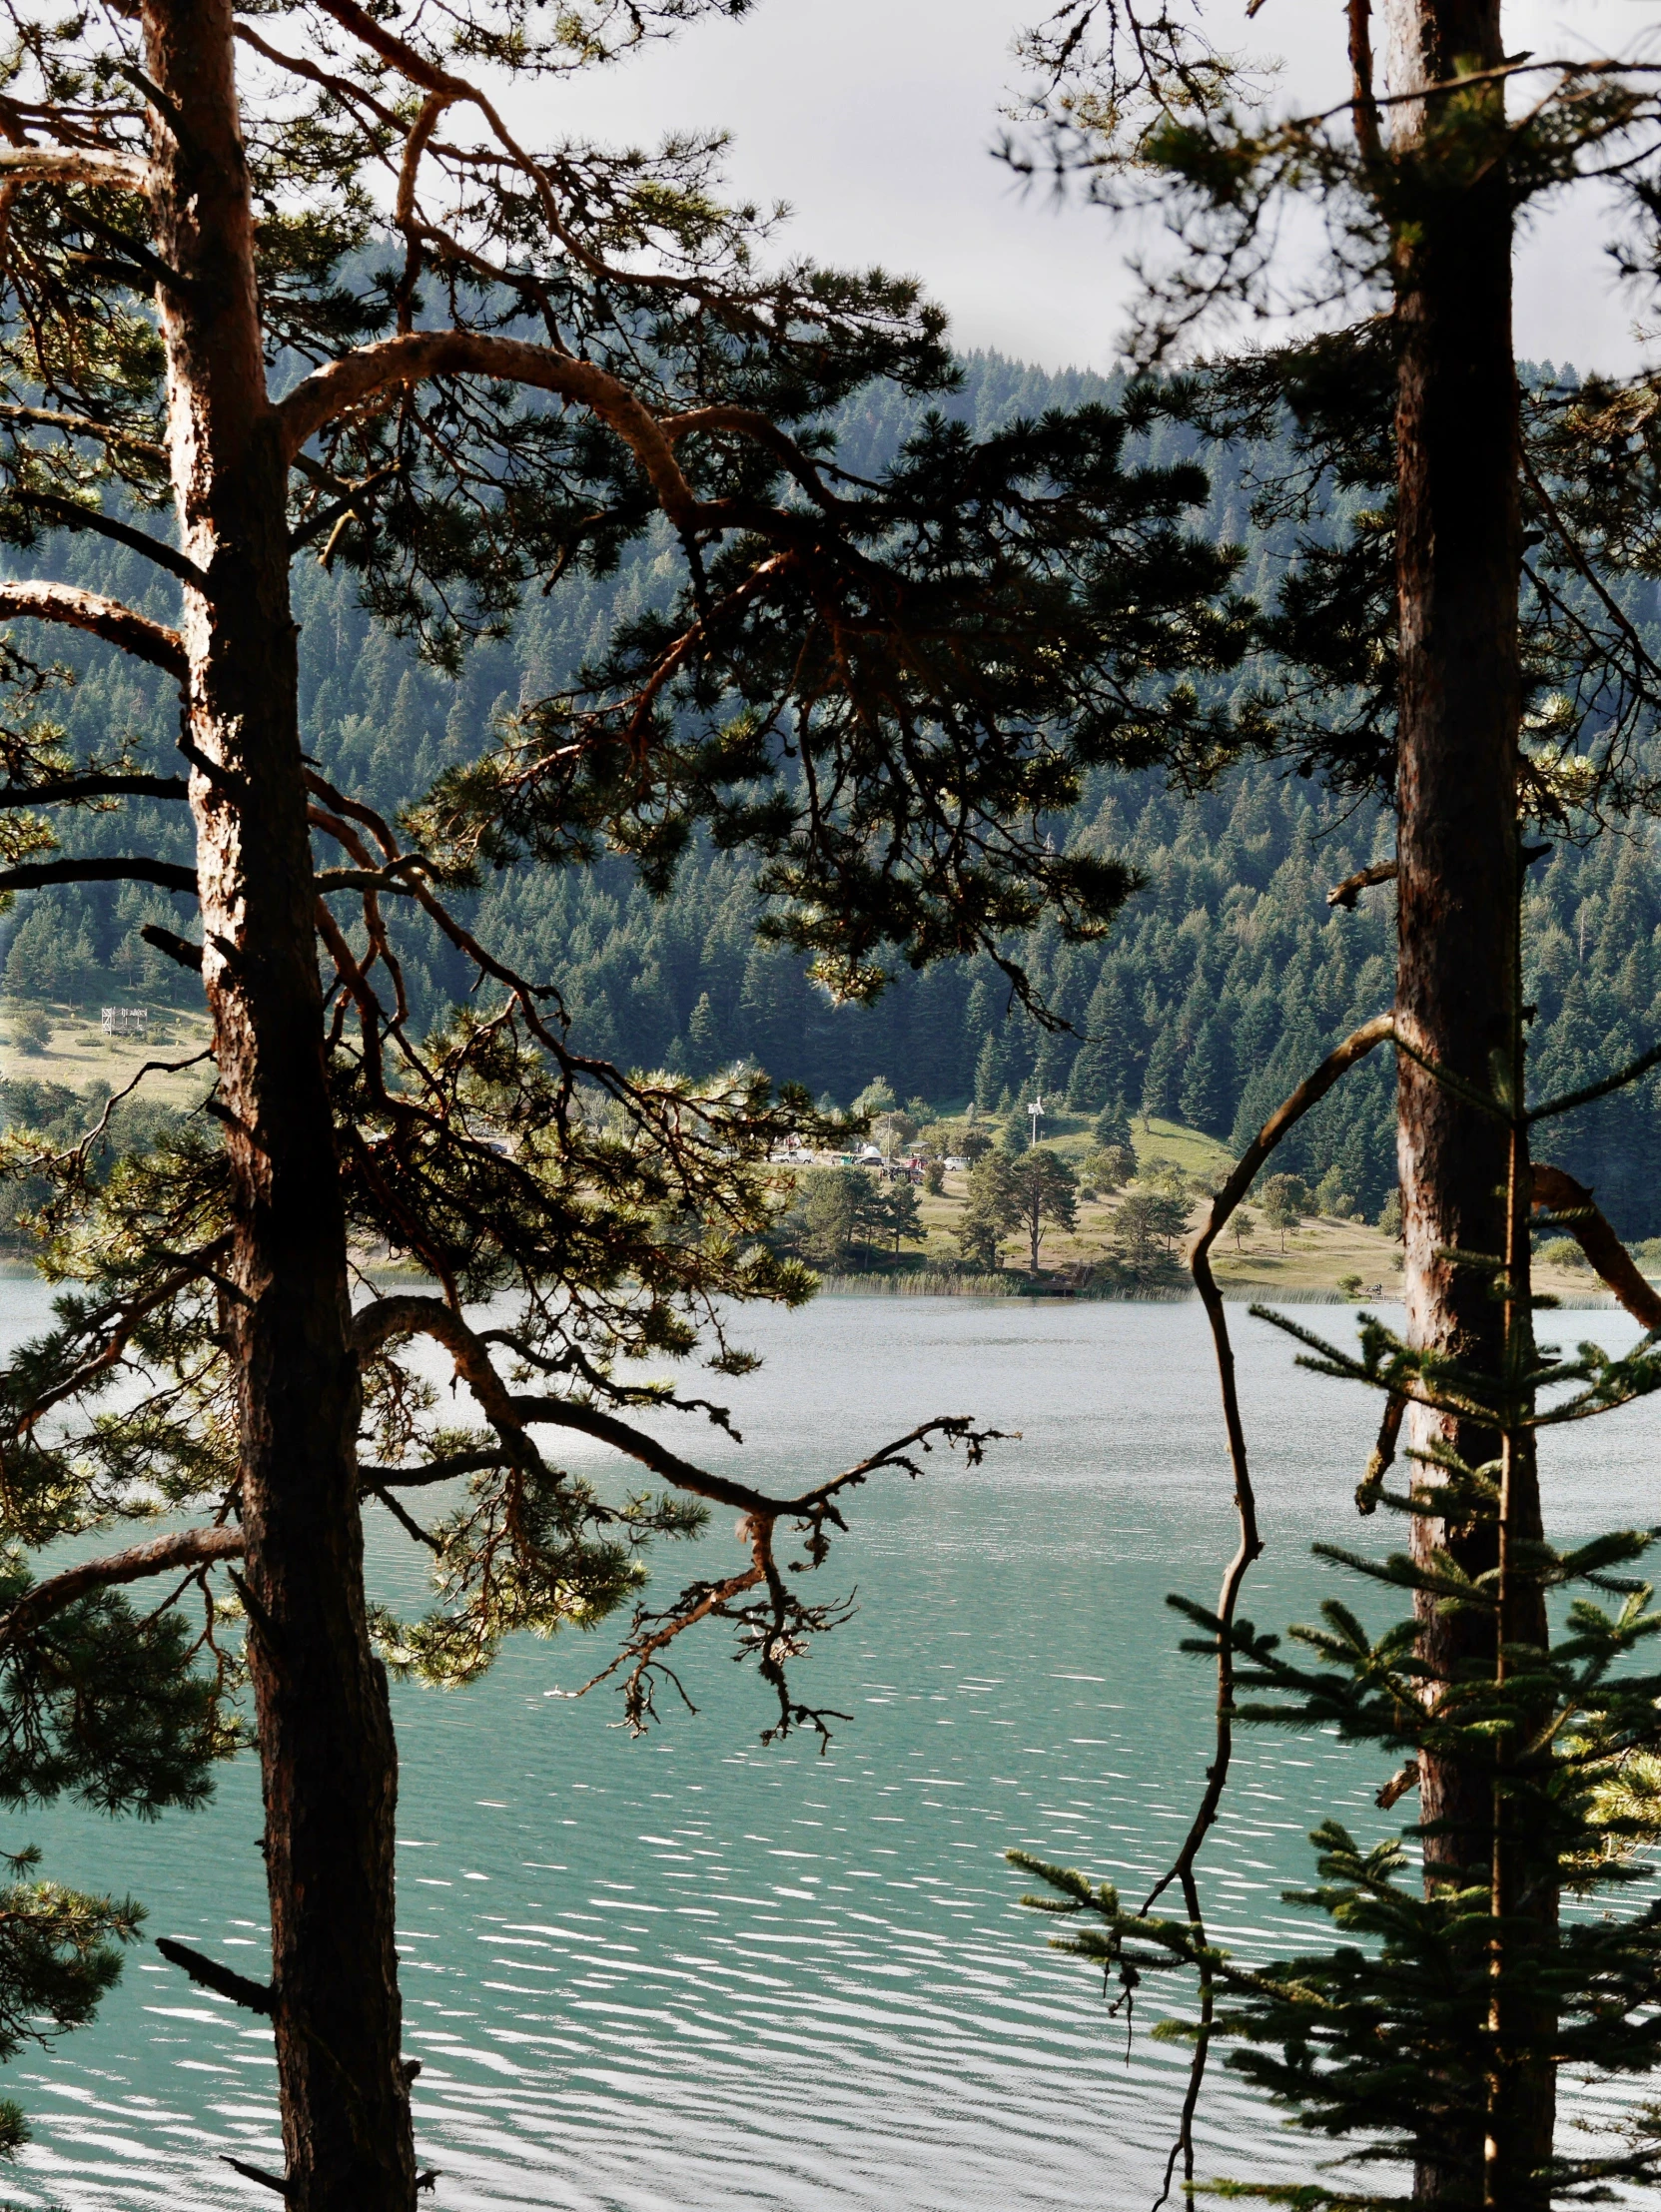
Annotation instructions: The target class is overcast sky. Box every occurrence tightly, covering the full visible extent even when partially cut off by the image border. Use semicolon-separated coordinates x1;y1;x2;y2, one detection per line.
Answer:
561;0;1656;379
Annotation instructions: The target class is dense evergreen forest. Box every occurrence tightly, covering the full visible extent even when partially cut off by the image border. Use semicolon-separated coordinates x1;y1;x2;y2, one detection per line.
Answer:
7;352;1661;1228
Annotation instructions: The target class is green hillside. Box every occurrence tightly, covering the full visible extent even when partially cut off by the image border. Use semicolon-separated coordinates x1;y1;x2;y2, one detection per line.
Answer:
3;353;1659;1227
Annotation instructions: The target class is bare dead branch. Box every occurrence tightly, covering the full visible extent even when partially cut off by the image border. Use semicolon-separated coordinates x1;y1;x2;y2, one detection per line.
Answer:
1519;445;1661;692
1152;1011;1396;2205
571;1556;765;1729
1327;858;1397;909
1529;1037;1661;1124
1355;1391;1406;1513
1376;1759;1420;1811
354;1288;990;1522
1530;1161;1661;1330
18;492;204;585
360;1451;505;1489
155;1935;272;2014
1177;1007;1398;1897
218;2153;291;2199
0;401;166;461
138;922;202;971
51;1045;215;1164
5;1235;233;1424
367;1485;440;1552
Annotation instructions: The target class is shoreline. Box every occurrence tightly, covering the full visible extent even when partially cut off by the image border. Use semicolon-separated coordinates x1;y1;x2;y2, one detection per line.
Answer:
815;1273;1643;1307
0;1254;1638;1311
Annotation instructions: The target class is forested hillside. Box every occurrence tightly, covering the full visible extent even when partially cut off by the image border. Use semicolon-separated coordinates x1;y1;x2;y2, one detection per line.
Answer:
7;353;1660;1227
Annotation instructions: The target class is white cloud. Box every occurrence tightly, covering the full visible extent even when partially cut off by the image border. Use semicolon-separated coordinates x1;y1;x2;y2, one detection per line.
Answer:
555;0;1657;377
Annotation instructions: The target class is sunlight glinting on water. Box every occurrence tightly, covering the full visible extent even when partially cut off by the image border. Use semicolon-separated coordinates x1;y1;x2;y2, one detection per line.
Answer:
0;1288;1656;2208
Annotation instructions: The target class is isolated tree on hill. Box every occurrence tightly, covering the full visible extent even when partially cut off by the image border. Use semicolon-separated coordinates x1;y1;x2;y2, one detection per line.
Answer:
784;1165;862;1266
1092;1098;1133;1152
958;1148;1020;1268
0;0;1259;2196
877;1175;926;1257
9;1006;48;1058
1015;0;1661;2197
1086;1140;1135;1190
1010;1144;1079;1272
1258;1170;1309;1252
1113;1184;1187;1258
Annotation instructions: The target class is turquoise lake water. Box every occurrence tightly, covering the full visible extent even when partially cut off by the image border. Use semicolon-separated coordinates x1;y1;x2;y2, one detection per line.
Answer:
0;1284;1654;2209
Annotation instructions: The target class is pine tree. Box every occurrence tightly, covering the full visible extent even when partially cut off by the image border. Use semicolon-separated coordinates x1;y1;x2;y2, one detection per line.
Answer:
0;2;1255;2187
958;1150;1021;1269
974;1028;1009;1108
1009;1146;1079;1273
1093;1098;1134;1152
1178;1014;1234;1137
1009;0;1661;2196
877;1177;926;1257
687;990;722;1071
1141;1022;1182;1122
2;905;58;1005
1067;970;1140;1109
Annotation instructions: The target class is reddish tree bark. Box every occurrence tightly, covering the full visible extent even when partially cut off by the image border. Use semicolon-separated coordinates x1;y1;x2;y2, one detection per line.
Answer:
141;1;415;2201
1385;0;1554;2196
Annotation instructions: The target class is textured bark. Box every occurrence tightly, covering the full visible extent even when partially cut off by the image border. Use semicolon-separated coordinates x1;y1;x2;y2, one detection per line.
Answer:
139;2;415;2204
1384;0;1554;2196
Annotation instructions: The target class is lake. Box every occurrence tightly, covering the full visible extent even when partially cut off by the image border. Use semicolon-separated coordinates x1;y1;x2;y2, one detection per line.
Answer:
0;1284;1655;2210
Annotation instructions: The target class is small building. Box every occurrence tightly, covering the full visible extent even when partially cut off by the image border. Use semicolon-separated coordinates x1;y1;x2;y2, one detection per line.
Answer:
101;1007;148;1039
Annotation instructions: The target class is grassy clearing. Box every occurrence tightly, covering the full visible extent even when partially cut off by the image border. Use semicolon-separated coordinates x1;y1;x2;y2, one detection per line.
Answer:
901;1108;1615;1303
0;1046;1625;1310
0;1004;215;1108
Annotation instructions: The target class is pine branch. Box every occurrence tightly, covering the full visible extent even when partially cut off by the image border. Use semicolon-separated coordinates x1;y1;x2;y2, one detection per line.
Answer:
0;773;188;807
0;146;147;192
16;493;204;586
155;1936;273;2014
0;583;185;679
0;1527;244;1647
0;857;194;896
276;333;702;530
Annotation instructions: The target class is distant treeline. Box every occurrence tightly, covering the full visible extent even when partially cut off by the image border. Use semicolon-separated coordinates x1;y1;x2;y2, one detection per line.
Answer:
4;352;1661;1227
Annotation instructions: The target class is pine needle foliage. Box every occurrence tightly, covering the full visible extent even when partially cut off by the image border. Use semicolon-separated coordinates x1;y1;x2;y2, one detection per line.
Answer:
1016;1481;1661;2203
1015;1074;1661;2204
1000;5;1661;2205
0;0;1271;2173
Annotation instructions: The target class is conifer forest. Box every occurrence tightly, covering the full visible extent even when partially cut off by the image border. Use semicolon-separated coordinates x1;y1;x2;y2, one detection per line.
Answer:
5;0;1661;2208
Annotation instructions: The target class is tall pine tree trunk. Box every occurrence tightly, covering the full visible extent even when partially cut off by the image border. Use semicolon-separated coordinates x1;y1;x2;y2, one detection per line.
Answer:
1383;0;1554;2195
141;2;415;2202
